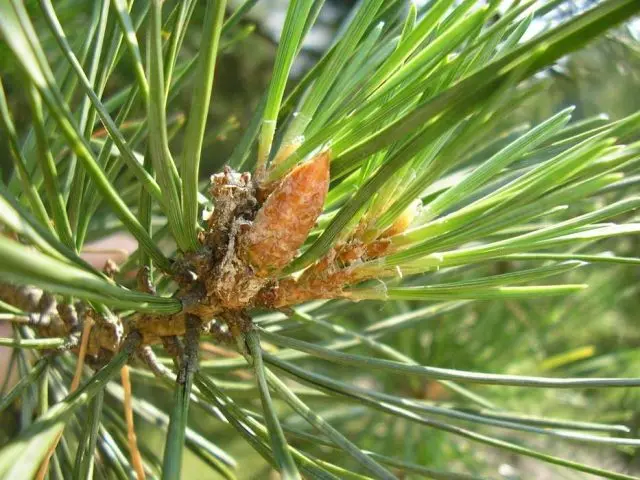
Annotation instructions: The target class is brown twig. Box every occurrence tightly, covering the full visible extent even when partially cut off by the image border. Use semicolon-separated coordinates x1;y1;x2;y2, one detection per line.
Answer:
36;316;93;480
121;365;146;480
138;345;175;379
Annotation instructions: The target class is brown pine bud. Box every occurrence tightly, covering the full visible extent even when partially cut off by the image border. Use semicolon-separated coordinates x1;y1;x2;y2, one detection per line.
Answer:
242;150;330;275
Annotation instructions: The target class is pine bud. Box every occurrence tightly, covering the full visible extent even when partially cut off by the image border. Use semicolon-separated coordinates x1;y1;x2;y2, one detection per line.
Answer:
242;150;330;275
